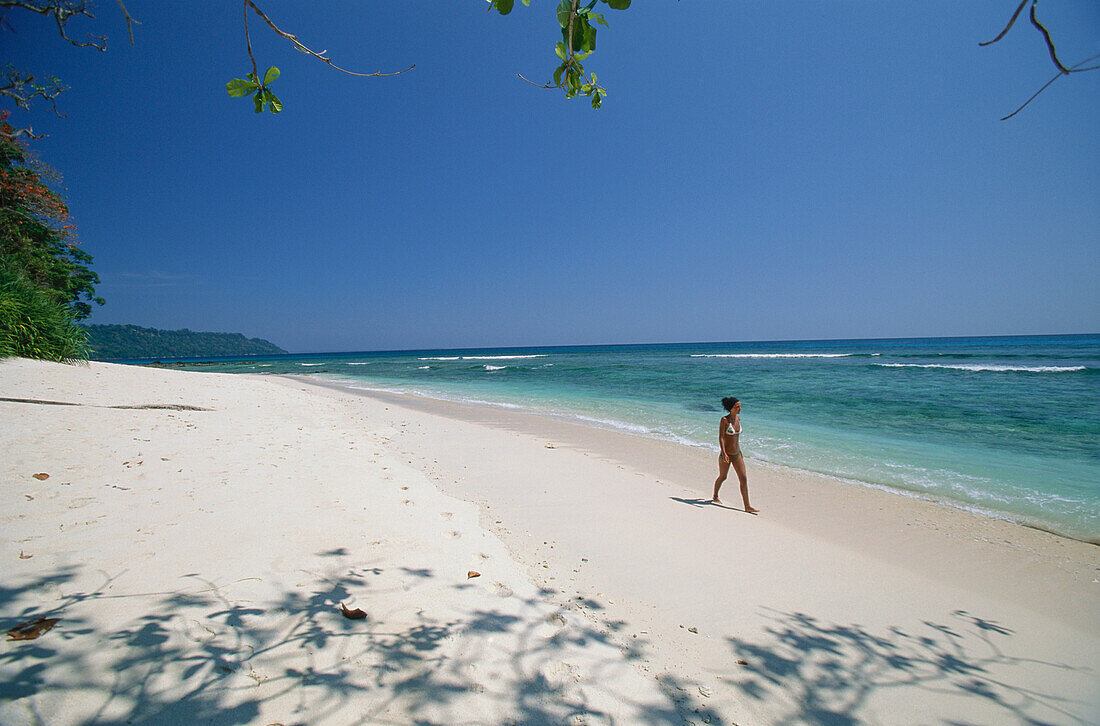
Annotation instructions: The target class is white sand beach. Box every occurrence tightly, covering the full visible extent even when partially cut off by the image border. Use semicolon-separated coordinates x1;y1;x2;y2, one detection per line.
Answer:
2;359;1098;725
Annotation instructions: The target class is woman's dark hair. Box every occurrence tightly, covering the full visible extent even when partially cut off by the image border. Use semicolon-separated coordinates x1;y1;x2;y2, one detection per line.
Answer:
721;397;739;412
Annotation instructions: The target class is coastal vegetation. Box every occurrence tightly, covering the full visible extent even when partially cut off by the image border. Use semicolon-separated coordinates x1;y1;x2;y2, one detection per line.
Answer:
82;324;286;360
0;263;89;360
0;114;282;363
0;112;98;361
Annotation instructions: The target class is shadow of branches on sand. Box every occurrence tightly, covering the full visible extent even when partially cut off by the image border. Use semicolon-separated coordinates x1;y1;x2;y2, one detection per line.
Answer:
726;608;1092;726
0;559;711;725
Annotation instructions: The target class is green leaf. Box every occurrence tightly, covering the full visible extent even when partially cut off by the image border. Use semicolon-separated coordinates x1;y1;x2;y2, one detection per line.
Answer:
253;93;264;113
557;1;571;28
263;66;280;85
266;90;283;113
591;91;602;109
553;65;565;87
495;0;514;15
568;68;580;92
593;13;608;27
226;78;259;97
583;23;597;51
571;18;587;51
605;0;630;9
247;72;258;83
554;42;567;60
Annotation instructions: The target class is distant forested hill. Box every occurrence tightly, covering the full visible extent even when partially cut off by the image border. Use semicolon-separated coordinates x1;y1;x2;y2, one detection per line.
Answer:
82;324;287;359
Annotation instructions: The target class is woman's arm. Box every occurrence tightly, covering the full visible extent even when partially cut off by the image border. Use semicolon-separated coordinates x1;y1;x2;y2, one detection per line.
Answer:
718;416;730;461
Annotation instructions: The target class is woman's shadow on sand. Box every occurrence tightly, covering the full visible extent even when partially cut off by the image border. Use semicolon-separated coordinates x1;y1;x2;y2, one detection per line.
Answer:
670;496;754;514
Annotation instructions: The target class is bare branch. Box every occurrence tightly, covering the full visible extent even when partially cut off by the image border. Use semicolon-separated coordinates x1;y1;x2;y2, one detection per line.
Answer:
243;1;258;83
1001;52;1100;120
51;6;104;48
980;1;1072;76
3;125;44;139
516;73;555;89
115;0;139;46
1001;71;1064;120
242;1;414;78
0;0;108;49
979;0;1028;46
1028;0;1070;74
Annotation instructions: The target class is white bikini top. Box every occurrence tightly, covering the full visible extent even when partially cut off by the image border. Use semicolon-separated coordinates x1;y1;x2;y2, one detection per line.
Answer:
725;416;742;436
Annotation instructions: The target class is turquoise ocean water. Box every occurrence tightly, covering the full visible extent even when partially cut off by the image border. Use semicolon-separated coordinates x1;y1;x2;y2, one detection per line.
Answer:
139;335;1100;543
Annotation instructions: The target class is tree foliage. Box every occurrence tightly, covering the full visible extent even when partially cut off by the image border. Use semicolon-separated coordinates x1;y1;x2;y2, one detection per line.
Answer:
0;111;99;363
0;113;102;320
492;0;630;108
0;262;89;361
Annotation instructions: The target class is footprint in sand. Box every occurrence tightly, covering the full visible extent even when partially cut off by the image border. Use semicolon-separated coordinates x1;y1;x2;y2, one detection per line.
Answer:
540;660;581;688
439;512;453;520
491;582;513;598
184;618;219;643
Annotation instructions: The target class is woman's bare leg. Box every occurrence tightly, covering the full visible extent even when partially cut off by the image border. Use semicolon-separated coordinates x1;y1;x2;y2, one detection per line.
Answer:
732;453;757;513
713;455;730;502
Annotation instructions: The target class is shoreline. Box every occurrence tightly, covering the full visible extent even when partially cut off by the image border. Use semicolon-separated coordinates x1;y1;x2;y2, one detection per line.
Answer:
4;359;1098;725
281;373;1100;724
297;374;1099;548
290;375;1100;631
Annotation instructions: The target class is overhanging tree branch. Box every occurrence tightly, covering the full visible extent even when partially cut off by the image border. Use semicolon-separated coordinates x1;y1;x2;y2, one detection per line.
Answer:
981;0;1097;119
0;0;105;49
1027;0;1070;74
115;0;137;46
1000;52;1100;120
0;66;66;138
980;0;1028;47
242;1;414;78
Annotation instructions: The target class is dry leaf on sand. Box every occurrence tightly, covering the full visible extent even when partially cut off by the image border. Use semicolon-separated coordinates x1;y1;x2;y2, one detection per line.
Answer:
340;603;367;620
467;571;481;579
32;473;49;481
7;617;59;641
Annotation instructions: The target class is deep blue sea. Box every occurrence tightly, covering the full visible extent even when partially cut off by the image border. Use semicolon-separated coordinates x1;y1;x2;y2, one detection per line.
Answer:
133;335;1100;543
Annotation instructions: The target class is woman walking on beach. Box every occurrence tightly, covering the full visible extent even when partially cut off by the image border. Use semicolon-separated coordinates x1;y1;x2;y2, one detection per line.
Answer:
713;397;757;513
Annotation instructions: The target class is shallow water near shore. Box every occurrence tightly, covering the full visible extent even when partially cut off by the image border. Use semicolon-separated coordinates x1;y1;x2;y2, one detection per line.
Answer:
130;334;1100;542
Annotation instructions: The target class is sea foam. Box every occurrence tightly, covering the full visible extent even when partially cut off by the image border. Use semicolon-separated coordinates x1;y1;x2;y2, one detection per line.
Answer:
464;355;547;360
875;363;1086;373
690;353;853;358
418;354;547;361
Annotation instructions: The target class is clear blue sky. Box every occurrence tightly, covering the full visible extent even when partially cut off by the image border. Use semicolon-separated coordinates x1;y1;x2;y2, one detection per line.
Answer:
6;1;1098;352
